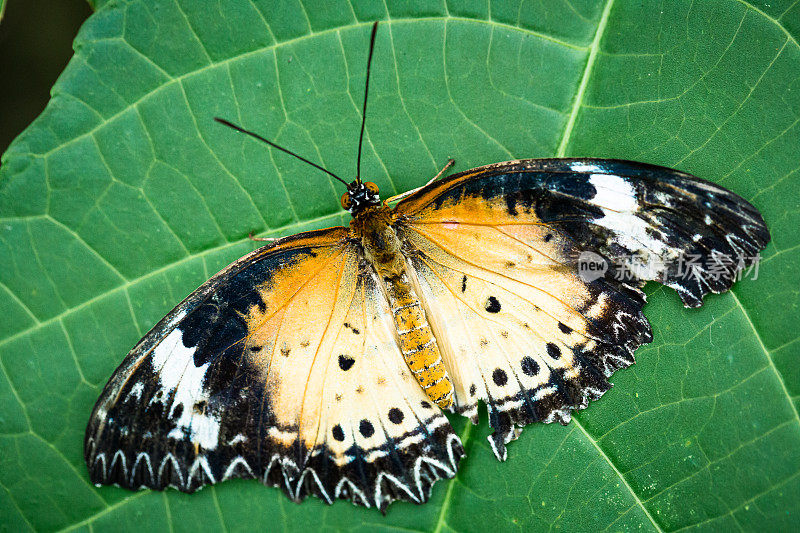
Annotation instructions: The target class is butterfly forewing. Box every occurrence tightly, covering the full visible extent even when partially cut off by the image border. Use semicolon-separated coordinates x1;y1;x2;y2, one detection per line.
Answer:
84;228;349;489
396;158;770;307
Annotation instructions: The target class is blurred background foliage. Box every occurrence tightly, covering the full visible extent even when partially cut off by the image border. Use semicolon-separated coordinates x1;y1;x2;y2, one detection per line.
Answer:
0;0;91;154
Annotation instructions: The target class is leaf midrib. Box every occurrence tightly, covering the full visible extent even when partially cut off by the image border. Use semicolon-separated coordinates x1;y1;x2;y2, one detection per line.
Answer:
555;0;613;157
730;290;800;424
431;1;660;530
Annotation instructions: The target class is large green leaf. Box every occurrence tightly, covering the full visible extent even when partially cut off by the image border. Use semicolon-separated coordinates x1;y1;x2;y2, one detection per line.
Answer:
1;1;798;531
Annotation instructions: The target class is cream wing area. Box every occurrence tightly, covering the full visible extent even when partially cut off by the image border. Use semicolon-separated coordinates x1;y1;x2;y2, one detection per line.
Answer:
398;220;650;459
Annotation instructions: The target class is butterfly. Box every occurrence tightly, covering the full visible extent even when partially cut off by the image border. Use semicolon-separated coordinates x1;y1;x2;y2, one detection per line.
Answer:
84;22;770;512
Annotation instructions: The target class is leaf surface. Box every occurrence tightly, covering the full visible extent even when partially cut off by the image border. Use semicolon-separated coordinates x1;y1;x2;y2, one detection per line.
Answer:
1;1;798;531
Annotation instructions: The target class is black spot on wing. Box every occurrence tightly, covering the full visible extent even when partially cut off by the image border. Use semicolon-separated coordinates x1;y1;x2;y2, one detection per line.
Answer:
388;408;404;424
338;355;355;371
343;322;361;335
359;420;374;438
484;296;501;313
546;343;561;360
492;369;508;386
520;357;539;376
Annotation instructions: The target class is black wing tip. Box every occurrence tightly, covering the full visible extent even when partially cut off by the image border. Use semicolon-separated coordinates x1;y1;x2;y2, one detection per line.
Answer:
654;192;770;308
540;158;771;308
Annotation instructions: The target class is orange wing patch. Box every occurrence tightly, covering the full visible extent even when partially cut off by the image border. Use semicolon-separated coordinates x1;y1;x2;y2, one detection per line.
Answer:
84;226;463;511
242;248;358;439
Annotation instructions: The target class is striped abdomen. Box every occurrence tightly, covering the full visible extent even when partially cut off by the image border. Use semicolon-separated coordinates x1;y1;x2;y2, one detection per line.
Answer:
352;205;454;408
388;276;453;408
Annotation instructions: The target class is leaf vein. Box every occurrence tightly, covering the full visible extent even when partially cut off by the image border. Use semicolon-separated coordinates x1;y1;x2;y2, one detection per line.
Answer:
573;418;663;532
555;0;615;157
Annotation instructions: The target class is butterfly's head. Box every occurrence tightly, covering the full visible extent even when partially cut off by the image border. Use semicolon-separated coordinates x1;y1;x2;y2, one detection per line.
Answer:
341;181;381;214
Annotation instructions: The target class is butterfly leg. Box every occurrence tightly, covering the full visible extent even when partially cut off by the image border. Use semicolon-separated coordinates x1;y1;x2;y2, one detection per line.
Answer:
248;231;278;242
386;158;455;204
430;158;456;183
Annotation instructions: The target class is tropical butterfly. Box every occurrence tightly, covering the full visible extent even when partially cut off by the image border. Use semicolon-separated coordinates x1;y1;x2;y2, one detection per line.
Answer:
84;22;770;511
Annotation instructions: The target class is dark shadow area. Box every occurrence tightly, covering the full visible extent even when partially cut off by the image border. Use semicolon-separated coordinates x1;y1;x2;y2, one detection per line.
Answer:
0;0;92;154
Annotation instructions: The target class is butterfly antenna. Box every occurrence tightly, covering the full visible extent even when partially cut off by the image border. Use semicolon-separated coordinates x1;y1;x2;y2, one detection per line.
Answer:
213;117;349;187
355;21;379;185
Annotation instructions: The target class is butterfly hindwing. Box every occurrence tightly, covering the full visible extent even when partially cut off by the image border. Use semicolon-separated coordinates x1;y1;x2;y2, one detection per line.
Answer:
84;227;462;510
394;158;769;458
396;218;651;458
291;268;462;508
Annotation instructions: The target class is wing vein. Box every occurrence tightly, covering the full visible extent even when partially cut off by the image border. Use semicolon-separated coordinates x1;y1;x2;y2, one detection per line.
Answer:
408;240;588;337
295;257;353;465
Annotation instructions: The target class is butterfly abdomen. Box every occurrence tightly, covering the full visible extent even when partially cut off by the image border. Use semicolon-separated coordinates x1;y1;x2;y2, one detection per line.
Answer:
391;280;453;408
352;206;454;408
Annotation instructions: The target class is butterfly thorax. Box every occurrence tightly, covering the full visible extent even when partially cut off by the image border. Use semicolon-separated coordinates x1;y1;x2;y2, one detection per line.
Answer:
351;205;454;408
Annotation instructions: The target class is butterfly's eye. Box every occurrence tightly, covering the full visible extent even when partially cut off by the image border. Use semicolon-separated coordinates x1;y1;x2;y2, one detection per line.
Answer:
341;192;352;210
365;182;379;195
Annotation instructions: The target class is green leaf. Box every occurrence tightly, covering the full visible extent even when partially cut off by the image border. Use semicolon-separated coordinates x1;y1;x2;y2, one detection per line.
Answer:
1;0;798;531
86;0;111;11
